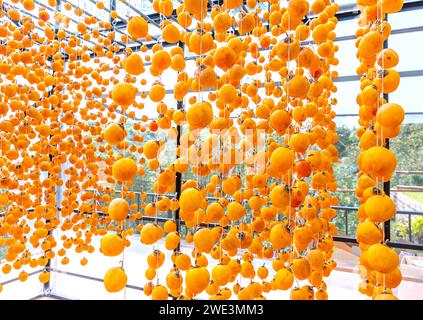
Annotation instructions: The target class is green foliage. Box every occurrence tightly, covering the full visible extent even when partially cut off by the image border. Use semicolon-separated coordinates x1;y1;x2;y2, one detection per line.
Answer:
391;123;423;187
332;123;423;241
412;216;423;243
391;219;410;242
333;125;360;207
91;119;423;243
333;123;423;206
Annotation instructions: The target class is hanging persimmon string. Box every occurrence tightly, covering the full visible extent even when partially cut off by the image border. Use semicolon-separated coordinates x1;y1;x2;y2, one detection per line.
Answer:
354;0;404;300
2;0;409;301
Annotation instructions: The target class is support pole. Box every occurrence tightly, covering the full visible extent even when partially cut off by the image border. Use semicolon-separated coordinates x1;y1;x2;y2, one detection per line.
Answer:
174;41;185;251
43;0;62;296
110;0;116;24
383;16;391;243
170;41;185;301
383;136;391;243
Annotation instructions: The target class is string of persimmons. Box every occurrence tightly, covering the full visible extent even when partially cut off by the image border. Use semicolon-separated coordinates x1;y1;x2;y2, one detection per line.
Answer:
0;0;404;300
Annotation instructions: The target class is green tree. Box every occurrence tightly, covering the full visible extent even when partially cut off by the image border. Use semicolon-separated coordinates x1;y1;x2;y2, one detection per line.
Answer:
331;122;423;240
390;123;423;188
333;124;360;207
412;216;423;243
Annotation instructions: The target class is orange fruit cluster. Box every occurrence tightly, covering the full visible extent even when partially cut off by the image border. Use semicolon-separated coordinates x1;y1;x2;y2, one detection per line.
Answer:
354;0;404;300
0;0;348;300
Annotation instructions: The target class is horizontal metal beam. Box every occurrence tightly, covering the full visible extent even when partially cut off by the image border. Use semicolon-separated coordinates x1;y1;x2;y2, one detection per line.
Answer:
120;22;423;67
113;0;160;41
100;68;423;98
77;2;423;59
334;236;423;251
337;187;423;193
397;171;423;175
402;0;423;11
337;112;423;117
30;293;72;300
32;0;112;41
70;0;145;47
330;0;423;21
331;24;423;44
0;269;42;286
335;69;423;83
332;205;423;216
4;1;112;56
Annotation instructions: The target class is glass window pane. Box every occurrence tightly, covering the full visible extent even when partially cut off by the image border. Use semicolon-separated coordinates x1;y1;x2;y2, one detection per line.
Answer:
390;122;423;245
390;76;423;113
333;81;359;115
333;40;357;76
333;116;360;236
389;7;423;29
404;114;423;124
389;32;423;72
336;18;359;37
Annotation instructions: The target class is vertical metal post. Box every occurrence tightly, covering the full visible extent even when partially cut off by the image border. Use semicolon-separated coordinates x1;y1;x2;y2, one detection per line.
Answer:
383;16;391;243
110;0;116;24
345;210;349;236
44;148;53;293
174;41;185;251
383;140;391;242
169;41;185;301
43;0;62;295
267;1;271;32
137;193;141;216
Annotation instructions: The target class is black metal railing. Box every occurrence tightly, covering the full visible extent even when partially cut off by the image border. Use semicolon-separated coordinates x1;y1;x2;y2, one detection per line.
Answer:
2;194;423;249
332;206;423;251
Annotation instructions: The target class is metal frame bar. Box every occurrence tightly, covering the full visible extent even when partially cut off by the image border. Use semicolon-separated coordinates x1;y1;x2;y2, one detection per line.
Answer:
42;0;62;296
5;0;423;59
142;0;194;32
55;203;423;250
0;269;43;286
110;0;160;42
30;293;72;300
334;236;423;251
331;206;423;215
174;41;185;252
334;69;423;83
336;112;423;117
383;16;392;243
66;1;423;58
331;205;423;250
110;21;423;67
57;0;131;48
110;0;116;24
123;1;423;46
0;2;46;45
402;0;423;11
31;0;126;47
100;68;423;98
85;0;150;45
3;1;104;52
327;0;423;20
